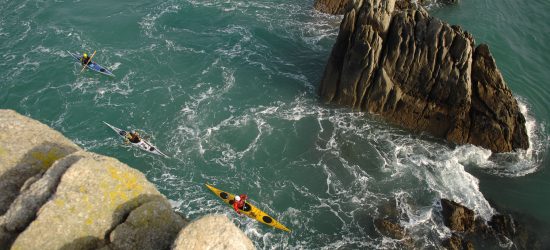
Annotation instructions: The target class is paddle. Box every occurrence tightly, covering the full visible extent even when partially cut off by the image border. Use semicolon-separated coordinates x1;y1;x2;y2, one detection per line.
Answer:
79;50;96;74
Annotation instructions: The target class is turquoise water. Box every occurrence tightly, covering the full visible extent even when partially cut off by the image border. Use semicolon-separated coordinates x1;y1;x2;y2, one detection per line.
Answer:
1;0;548;248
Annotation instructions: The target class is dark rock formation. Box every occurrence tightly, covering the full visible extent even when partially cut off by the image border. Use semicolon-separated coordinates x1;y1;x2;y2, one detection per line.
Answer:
441;199;475;233
442;234;473;250
374;218;406;239
439;199;542;250
314;0;354;15
315;0;459;15
317;0;528;153
372;200;415;249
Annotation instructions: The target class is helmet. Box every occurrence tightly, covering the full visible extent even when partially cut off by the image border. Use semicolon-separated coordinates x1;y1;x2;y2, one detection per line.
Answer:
234;196;241;201
83;53;88;58
131;130;136;134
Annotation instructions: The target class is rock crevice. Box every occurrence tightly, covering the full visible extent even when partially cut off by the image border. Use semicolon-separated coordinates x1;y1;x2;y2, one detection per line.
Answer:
0;154;83;247
0;110;254;250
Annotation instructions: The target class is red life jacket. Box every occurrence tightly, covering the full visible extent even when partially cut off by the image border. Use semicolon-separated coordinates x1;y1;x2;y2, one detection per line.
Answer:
232;194;247;213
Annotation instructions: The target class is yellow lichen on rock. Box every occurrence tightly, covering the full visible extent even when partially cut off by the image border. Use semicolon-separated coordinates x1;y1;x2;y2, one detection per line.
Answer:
0;145;7;158
30;147;65;170
105;164;145;205
1;110;251;250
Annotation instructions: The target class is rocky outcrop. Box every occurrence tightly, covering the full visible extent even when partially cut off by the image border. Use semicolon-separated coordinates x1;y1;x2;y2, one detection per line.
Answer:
314;0;353;15
0;110;81;216
315;0;459;15
439;199;541;250
442;234;473;250
374;218;406;239
441;199;475;233
372;200;414;249
317;0;528;153
172;215;255;250
0;110;253;250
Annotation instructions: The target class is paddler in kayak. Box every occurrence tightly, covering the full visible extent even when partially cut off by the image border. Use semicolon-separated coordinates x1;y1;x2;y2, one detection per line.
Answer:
81;53;91;65
125;130;142;144
233;194;248;215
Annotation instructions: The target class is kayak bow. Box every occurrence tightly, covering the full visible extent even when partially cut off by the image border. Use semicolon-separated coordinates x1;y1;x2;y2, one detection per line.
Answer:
103;121;169;158
67;51;115;77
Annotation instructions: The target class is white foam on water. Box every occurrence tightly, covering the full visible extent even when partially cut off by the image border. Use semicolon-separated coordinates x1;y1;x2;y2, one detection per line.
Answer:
164;39;206;54
14;21;32;44
169;63;239;163
138;3;181;38
226;95;502;247
120;2;550;249
471;98;548;177
109;62;121;71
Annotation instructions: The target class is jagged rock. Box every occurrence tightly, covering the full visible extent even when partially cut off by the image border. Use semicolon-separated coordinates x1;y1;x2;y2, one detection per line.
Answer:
315;0;458;15
487;214;542;249
0;154;83;247
440;200;543;249
0;110;81;215
395;0;421;10
314;0;354;15
0;110;253;250
320;0;396;106
9;151;177;250
172;214;255;250
106;200;188;250
442;234;473;250
374;218;406;239
451;44;529;152
318;0;528;153
372;201;415;249
441;199;475;233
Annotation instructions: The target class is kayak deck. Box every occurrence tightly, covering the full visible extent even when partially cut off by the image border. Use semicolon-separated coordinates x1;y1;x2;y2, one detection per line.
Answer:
67;51;115;77
205;184;291;232
103;121;169;158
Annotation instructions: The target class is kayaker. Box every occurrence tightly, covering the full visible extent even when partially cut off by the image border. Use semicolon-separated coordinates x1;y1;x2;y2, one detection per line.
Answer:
81;53;91;65
126;130;141;143
233;194;248;214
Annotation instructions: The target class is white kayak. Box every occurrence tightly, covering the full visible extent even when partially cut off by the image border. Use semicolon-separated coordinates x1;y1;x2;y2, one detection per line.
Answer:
103;121;169;158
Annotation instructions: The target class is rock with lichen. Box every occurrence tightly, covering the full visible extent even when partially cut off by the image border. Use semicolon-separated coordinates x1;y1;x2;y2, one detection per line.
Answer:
0;109;253;250
0;110;81;216
172;215;255;250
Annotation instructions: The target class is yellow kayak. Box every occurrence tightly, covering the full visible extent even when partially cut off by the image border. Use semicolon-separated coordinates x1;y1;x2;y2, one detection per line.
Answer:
205;184;291;232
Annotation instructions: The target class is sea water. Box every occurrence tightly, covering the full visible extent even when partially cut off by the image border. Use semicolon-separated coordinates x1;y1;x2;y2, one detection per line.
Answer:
1;0;548;248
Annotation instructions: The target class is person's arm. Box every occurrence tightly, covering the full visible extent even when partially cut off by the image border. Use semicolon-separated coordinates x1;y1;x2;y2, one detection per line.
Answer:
233;202;240;214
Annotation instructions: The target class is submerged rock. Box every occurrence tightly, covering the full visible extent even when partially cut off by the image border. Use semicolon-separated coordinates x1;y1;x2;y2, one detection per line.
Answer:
374;218;406;239
439;199;542;250
317;0;528;153
441;199;475;233
442;234;473;250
